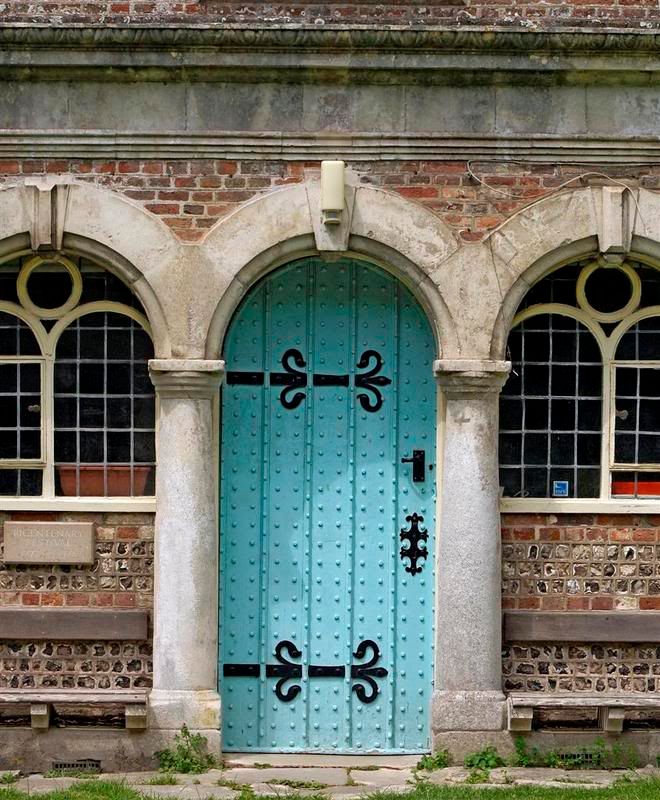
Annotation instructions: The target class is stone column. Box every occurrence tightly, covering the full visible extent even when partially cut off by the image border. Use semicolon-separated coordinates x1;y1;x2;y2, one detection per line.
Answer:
148;359;224;750
432;359;511;734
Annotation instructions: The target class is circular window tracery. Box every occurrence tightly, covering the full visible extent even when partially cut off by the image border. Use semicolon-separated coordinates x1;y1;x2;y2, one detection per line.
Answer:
576;261;641;323
501;257;660;501
16;255;82;319
0;253;155;499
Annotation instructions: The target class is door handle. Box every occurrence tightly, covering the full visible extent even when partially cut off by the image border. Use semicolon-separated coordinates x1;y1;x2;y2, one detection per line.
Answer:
401;449;426;482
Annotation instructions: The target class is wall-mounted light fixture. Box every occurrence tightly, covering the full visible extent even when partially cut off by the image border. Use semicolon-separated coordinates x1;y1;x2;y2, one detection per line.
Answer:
321;160;345;225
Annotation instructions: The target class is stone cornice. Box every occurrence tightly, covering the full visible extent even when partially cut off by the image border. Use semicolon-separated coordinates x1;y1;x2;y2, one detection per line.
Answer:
4;131;660;164
1;25;660;55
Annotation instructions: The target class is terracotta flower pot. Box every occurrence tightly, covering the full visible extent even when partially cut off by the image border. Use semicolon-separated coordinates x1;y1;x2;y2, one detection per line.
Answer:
57;465;151;497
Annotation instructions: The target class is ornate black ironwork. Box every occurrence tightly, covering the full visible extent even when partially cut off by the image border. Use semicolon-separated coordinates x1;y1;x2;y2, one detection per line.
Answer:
227;348;390;412
399;512;428;576
265;640;303;702
355;350;392;412
308;664;346;677
350;639;388;704
223;663;260;677
224;641;388;704
270;348;308;410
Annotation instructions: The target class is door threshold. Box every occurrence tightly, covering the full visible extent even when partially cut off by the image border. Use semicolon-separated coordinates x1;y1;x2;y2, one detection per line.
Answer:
223;753;423;768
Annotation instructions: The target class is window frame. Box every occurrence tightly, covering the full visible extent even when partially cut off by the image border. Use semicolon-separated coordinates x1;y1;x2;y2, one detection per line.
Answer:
0;294;156;512
500;278;660;512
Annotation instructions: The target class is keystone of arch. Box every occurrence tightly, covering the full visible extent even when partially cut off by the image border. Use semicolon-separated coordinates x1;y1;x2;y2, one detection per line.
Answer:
0;181;175;357
201;181;461;359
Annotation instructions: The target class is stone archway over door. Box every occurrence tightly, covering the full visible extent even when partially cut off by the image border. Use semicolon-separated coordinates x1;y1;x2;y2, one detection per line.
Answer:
219;257;436;753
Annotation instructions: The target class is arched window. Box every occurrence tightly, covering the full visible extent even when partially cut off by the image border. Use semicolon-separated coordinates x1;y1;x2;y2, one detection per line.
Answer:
500;259;660;501
0;254;155;498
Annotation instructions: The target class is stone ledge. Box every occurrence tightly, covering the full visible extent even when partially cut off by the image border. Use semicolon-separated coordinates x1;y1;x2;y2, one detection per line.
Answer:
0;608;149;641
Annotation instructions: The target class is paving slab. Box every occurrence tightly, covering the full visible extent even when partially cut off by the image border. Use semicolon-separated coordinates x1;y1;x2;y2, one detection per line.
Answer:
224;755;418;769
350;768;414;787
493;768;569;783
423;767;471;784
25;776;81;792
223;767;348;786
560;770;619;786
137;788;193;798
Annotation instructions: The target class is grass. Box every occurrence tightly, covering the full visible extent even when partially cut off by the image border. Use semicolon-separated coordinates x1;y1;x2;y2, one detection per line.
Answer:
142;774;178;786
2;777;660;800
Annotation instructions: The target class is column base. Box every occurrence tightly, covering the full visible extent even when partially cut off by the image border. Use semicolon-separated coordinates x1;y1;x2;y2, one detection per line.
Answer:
149;689;221;734
432;690;506;732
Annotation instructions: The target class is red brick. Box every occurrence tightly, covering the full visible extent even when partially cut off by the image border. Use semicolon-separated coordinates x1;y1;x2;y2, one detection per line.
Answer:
216;161;238;175
41;593;64;607
394;186;438;199
117;526;139;540
66;593;91;606
518;597;541;610
640;598;660;610
46;160;69;173
540;595;566;610
21;593;41;606
144;203;179;214
0;160;20;174
512;527;535;541
142;161;164;175
633;529;657;542
610;528;634;541
590;596;614;610
157;190;189;201
114;593;137;607
118;160;141;174
567;597;590;610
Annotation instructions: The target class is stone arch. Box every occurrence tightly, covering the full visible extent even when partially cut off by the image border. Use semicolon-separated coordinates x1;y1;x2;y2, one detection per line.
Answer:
201;182;461;359
0;181;175;357
487;186;660;360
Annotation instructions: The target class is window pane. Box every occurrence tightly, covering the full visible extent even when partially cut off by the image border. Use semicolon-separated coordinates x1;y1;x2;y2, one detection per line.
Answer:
614;367;660;466
612;471;660;498
616;317;660;361
0;312;40;356
54;312;155;497
499;313;602;498
0;468;42;497
0;361;42;461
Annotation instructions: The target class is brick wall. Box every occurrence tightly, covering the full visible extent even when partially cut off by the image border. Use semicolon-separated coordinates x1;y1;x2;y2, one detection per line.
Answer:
1;159;657;243
502;513;660;696
1;1;658;29
0;511;154;690
502;513;660;612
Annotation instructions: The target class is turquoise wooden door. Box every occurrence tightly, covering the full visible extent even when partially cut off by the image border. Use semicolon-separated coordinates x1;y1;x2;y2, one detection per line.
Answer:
219;257;436;753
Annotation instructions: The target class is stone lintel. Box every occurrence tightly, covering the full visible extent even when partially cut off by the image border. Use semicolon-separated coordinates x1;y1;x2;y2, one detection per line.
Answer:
434;359;511;394
148;359;225;399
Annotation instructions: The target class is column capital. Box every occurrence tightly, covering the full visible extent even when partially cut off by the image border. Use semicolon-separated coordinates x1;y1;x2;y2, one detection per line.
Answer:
433;359;511;394
149;359;225;399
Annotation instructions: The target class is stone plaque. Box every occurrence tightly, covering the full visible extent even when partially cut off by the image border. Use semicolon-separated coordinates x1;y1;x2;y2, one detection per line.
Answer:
3;521;95;565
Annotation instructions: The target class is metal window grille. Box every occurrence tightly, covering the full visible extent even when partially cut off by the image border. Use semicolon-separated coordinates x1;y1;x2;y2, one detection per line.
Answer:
0;258;155;499
54;312;155;497
500;313;602;498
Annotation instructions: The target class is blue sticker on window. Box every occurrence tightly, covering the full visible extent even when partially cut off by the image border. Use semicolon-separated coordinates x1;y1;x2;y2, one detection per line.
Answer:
552;480;570;498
